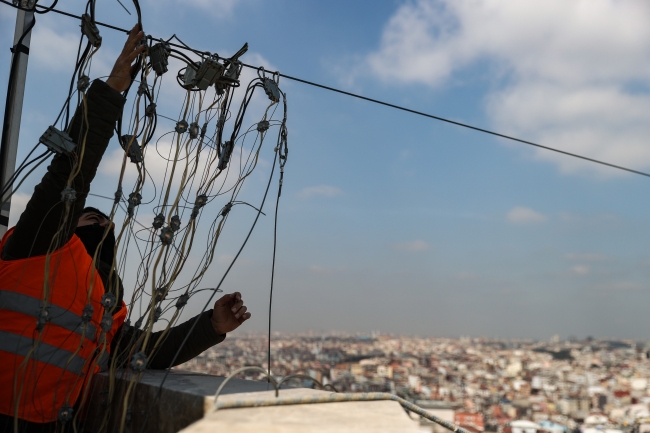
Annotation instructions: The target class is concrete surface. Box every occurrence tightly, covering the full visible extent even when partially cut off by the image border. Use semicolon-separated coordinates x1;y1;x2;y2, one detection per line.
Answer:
182;388;423;433
84;369;276;433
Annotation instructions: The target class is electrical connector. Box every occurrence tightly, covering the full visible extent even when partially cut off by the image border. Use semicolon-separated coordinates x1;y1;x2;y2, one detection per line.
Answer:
77;75;90;92
58;406;74;423
100;313;113;333
175;120;188;134
170;215;181;231
262;77;281;103
189;122;199;139
153;306;162;323
217;140;234;170
39;126;75;155
257;120;270;133
191;194;208;219
81;14;102;48
153;213;164;229
81;304;94;323
160;226;174;245
130;351;148;372
182;66;197;89
155;287;166;301
176;293;190;309
61;186;76;204
137;79;148;97
145;103;156;118
200;123;208;139
127;193;142;217
149;42;170;76
36;306;50;331
194;56;224;90
220;202;233;217
101;293;116;309
121;135;143;164
114;187;123;205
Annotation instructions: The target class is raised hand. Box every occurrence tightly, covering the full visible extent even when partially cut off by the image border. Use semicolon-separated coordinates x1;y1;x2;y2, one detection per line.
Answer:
210;292;252;335
106;24;146;92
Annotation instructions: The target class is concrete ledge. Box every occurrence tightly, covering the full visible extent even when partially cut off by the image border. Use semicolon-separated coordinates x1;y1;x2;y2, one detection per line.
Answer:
85;369;276;433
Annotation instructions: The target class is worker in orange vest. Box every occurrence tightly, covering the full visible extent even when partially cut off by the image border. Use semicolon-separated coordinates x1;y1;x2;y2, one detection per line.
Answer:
0;24;251;432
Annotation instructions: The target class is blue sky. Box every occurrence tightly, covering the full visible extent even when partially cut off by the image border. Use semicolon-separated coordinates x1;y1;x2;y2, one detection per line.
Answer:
2;0;650;339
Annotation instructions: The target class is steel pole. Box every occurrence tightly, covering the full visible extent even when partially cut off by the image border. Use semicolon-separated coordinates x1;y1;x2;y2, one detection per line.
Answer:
0;6;34;236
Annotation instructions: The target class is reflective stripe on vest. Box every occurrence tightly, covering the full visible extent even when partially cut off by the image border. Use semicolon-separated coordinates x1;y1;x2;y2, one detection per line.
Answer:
0;330;86;375
0;290;97;341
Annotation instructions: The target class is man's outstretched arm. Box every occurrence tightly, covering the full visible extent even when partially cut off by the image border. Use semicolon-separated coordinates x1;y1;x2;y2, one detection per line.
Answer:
2;25;144;260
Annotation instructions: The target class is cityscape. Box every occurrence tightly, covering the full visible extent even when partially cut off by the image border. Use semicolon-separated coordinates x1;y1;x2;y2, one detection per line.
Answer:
179;333;650;433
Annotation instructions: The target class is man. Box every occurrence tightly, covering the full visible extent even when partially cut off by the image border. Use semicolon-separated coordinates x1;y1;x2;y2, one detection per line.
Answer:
0;25;251;432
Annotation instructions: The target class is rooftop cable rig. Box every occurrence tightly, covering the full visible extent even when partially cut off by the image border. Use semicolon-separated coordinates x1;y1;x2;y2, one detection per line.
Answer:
0;1;647;432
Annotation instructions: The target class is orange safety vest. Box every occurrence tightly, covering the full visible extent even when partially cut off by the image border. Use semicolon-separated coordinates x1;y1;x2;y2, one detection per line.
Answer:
0;228;127;423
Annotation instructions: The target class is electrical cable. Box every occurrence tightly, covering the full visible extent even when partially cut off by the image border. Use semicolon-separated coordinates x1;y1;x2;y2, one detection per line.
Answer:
1;1;645;178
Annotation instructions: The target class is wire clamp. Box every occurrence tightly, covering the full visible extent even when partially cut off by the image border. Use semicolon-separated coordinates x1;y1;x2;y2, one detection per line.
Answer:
39;126;75;155
77;75;90;92
128;193;142;216
175;120;188;134
134;317;143;329
153;306;162;323
100;313;113;333
220;202;233;217
81;14;102;48
149;42;170;76
121;135;143;164
170;215;181;231
191;194;207;219
200;122;208;139
257;120;270;133
114;187;123;204
101;293;116;309
58;406;74;423
155;287;166;301
61;186;76;204
81;304;94;323
262;77;281;103
152;213;164;229
176;293;189;309
131;351;148;372
137;79;148;97
145;102;156;118
36;306;50;331
217;140;234;170
189;122;199;139
159;226;174;245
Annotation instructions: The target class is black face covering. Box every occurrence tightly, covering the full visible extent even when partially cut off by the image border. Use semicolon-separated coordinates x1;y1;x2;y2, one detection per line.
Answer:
75;224;116;265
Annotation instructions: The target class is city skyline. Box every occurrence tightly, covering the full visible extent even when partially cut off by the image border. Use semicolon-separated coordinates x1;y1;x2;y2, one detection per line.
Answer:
1;1;650;338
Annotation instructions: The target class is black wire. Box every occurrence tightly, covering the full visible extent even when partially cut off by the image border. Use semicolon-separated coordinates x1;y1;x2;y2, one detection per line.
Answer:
2;0;646;179
267;168;283;380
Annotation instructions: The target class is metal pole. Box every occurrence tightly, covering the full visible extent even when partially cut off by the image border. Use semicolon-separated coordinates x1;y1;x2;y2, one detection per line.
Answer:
0;3;34;236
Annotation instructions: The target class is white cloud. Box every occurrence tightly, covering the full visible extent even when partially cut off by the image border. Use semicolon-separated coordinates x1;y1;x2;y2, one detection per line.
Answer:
161;0;241;18
392;240;430;252
570;265;590;276
297;185;343;199
361;0;650;177
507;206;547;225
